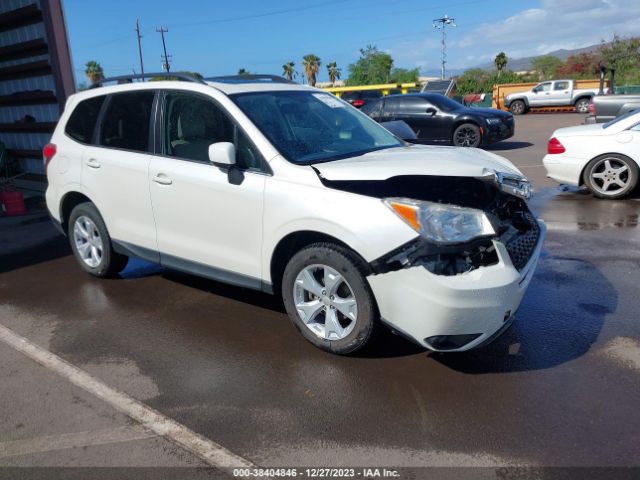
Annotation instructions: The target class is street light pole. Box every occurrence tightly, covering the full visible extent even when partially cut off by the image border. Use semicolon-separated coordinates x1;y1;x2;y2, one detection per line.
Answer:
433;15;456;80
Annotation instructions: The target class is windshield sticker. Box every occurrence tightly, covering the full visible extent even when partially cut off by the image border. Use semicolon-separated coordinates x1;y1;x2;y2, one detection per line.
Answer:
313;93;345;108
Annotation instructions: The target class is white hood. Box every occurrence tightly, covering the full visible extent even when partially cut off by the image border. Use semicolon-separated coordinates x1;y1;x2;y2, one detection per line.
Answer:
313;145;524;181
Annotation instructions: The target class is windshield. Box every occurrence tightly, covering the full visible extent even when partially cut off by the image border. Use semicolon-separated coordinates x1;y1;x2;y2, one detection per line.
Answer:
427;94;464;112
603;110;640;129
231;91;403;164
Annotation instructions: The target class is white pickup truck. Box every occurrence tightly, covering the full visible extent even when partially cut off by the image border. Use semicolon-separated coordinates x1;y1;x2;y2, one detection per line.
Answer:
504;79;603;115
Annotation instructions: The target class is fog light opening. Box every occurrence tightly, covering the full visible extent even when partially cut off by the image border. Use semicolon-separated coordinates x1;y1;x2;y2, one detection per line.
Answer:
424;333;482;351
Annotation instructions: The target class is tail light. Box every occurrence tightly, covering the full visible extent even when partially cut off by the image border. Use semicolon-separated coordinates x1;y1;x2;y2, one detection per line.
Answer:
547;137;565;154
43;143;56;173
588;100;595;115
352;99;365;108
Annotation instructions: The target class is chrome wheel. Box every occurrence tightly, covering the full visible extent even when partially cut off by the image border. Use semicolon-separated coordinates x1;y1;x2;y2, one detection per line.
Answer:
293;264;358;340
589;157;631;196
73;215;103;268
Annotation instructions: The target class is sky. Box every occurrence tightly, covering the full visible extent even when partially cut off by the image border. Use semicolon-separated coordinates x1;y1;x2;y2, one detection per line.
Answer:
63;0;640;85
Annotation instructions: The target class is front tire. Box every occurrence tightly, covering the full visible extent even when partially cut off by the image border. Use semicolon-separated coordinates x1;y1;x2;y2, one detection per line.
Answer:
575;97;590;114
281;243;379;355
509;100;526;115
68;202;128;277
453;123;481;148
583;154;639;199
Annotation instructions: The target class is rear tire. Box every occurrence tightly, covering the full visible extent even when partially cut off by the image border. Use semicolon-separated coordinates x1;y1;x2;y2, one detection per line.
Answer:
68;202;128;278
583;154;639;199
452;123;482;148
281;243;379;355
509;100;526;115
575;97;591;114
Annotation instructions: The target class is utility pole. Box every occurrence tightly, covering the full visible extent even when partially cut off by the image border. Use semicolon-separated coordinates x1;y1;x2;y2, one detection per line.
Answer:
432;14;456;80
135;19;145;79
156;26;171;72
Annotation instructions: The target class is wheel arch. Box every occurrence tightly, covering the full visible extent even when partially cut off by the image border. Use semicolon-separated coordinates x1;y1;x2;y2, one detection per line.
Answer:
269;230;370;296
59;191;95;233
573;95;593;106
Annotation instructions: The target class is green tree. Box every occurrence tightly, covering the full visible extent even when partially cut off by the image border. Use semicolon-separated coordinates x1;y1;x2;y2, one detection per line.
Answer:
531;55;563;80
302;54;321;86
282;61;296;81
238;68;250;75
494;52;508;77
389;67;419;83
326;61;341;85
84;60;104;84
598;35;640;84
346;45;394;85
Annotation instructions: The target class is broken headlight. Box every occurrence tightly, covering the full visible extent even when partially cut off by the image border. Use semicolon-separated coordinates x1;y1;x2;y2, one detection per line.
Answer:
384;198;495;245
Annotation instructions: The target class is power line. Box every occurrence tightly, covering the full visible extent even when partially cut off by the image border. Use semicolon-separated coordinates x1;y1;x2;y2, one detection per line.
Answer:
156;26;171;72
433;14;456;80
135;19;145;79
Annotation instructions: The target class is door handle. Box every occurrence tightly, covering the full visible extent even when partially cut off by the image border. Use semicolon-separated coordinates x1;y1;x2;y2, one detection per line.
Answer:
86;158;101;169
152;174;173;185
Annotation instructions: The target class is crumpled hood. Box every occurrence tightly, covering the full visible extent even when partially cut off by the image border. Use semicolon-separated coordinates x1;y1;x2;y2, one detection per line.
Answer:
313;145;524;181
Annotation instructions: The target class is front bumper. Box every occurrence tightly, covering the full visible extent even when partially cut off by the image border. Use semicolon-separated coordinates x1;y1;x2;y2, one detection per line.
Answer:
367;221;546;352
483;120;514;145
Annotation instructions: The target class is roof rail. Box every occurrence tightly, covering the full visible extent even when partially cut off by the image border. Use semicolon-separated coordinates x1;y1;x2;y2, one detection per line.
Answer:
88;72;207;89
205;74;296;85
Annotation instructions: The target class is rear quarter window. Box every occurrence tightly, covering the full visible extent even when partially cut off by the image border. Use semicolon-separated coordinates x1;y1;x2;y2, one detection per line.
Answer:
65;95;106;144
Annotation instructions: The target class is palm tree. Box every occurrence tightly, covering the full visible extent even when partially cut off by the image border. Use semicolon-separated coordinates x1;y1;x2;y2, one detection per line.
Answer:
84;60;104;84
494;52;508;78
302;54;321;87
238;68;250;76
282;61;296;81
326;61;341;85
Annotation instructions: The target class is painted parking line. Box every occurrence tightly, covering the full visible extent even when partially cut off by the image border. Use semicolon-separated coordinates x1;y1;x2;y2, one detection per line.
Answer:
0;322;254;469
0;425;156;459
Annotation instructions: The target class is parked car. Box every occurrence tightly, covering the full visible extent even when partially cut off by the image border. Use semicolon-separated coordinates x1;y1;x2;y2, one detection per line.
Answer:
504;80;602;115
45;73;543;355
361;93;514;148
585;94;640;124
543;110;640;199
339;90;383;108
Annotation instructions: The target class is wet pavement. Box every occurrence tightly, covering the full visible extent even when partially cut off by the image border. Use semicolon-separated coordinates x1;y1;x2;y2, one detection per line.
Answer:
0;113;639;472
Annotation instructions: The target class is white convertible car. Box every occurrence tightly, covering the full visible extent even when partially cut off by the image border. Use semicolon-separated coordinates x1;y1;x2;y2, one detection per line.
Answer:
543;110;640;199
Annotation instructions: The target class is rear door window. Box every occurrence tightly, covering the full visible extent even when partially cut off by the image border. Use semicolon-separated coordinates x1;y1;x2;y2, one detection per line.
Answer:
554;81;570;91
99;91;155;152
65;95;106;144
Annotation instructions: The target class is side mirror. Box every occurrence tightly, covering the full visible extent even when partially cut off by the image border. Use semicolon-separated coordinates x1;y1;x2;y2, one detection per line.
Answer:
426;107;437;115
208;142;236;166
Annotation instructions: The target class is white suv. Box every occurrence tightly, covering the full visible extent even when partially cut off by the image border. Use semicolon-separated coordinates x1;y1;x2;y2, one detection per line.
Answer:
45;73;544;354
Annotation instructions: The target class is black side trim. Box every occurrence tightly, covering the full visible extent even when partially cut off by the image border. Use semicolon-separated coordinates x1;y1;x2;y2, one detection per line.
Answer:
112;240;161;264
161;253;271;293
111;240;273;294
48;211;65;236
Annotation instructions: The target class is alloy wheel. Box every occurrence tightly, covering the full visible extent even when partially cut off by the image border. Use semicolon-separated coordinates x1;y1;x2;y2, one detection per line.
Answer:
73;215;103;268
589;157;631;196
293;264;358;340
454;127;480;147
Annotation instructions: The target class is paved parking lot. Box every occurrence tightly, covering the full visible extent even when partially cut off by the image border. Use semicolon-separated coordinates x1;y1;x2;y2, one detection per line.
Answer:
1;112;639;477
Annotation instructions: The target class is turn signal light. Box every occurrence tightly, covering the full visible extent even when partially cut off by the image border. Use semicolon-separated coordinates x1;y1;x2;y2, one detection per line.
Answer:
547;137;565;154
588;100;595;114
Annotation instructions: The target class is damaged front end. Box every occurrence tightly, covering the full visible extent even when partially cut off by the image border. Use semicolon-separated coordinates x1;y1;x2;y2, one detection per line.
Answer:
317;172;540;276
